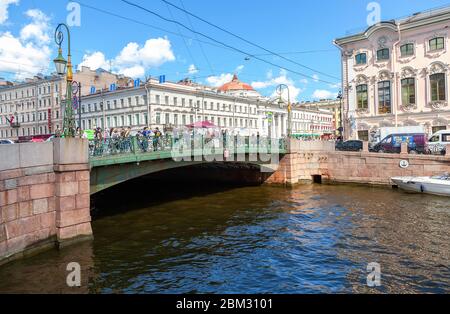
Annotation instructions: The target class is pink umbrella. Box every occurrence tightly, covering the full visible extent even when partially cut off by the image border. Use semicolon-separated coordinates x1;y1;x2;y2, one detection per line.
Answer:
186;120;217;129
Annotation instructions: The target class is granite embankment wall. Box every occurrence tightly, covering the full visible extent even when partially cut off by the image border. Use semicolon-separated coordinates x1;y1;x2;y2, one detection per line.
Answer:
267;141;450;186
0;139;93;265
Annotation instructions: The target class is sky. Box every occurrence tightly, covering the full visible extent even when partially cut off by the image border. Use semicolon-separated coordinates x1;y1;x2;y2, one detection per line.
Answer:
0;0;449;102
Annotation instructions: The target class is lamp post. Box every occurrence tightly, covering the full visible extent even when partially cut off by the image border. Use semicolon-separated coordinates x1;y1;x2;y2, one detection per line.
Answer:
276;84;292;138
53;23;75;138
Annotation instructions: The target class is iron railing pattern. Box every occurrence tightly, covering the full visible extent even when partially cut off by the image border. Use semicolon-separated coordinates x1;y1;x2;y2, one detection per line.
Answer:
89;135;287;158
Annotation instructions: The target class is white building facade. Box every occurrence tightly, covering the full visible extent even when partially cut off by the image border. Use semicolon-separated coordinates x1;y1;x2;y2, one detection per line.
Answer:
77;76;333;138
334;6;450;141
0;68;125;140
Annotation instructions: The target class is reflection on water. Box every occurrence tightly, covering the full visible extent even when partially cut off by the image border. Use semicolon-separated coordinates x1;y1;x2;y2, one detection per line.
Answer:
0;183;449;294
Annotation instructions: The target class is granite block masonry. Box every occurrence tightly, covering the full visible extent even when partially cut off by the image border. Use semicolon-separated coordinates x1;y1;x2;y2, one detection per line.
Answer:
0;139;92;265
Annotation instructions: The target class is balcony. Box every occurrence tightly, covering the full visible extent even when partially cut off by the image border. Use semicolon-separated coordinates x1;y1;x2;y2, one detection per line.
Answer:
10;122;20;128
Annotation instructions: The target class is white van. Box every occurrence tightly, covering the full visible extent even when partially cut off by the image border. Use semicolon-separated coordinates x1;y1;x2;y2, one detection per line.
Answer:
428;130;450;154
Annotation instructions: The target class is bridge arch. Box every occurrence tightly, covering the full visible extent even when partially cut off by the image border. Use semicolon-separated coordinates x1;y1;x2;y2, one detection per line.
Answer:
90;158;277;195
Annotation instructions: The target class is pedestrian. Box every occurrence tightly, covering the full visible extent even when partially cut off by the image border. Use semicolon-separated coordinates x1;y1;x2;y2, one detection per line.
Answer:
153;127;162;150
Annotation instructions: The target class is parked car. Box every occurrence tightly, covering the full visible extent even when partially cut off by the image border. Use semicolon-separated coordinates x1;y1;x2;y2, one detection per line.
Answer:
371;133;428;154
428;130;450;155
335;140;363;152
0;139;14;145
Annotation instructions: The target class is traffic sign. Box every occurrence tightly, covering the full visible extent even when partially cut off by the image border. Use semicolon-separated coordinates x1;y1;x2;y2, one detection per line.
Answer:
72;81;79;95
73;96;79;110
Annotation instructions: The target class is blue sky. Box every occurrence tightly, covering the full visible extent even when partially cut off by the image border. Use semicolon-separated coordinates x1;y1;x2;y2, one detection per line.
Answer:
1;0;449;101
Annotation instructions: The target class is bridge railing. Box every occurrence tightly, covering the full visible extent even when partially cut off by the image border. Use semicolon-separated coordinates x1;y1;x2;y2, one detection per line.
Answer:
88;135;287;158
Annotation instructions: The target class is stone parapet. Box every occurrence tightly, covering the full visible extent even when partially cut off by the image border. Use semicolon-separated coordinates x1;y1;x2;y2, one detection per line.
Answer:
268;139;450;186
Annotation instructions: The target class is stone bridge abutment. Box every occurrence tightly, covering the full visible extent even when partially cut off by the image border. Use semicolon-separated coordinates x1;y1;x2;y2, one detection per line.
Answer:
0;139;93;265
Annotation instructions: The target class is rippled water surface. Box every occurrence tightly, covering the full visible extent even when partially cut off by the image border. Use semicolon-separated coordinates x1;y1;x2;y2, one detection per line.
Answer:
0;183;449;293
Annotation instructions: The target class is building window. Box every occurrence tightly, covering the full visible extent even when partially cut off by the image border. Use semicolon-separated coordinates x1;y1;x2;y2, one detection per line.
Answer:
356;84;368;109
430;73;446;101
378;81;391;114
429;37;444;51
376;48;390;61
400;43;414;57
401;78;416;105
355;53;367;65
156;112;161;124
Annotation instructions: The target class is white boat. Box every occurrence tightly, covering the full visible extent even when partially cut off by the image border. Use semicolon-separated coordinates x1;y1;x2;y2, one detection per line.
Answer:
391;173;450;197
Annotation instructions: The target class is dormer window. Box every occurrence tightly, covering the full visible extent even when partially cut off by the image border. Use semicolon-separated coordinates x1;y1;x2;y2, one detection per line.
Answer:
429;37;444;51
377;48;390;61
355;53;367;65
400;43;414;57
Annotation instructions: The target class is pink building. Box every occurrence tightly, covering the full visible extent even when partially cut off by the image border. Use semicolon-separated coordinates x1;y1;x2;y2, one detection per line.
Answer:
334;6;450;141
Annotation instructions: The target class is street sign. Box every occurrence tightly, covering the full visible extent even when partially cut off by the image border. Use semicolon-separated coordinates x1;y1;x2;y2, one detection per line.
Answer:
159;75;166;84
90;86;96;94
72;81;79;95
110;83;116;91
134;79;140;87
73;96;79;110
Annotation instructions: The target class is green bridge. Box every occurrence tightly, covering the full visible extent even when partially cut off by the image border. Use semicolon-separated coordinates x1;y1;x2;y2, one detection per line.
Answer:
89;136;288;194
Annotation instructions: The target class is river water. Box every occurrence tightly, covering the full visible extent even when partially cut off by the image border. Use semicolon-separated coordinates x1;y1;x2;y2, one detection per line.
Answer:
0;182;449;294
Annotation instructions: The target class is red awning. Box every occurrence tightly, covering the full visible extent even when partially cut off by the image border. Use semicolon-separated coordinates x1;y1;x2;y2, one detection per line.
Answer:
186;120;218;129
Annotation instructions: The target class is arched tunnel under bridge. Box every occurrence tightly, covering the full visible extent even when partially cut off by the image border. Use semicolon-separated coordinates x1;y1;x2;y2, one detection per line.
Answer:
90;161;278;217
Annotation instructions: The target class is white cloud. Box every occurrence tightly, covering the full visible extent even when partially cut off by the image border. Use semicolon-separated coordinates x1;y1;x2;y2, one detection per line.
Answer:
299;78;308;84
78;37;176;78
251;70;303;102
0;8;51;80
312;74;320;82
206;73;234;87
188;64;198;75
20;9;50;43
120;65;145;78
312;89;338;100
114;37;175;76
0;0;19;25
235;64;244;73
328;82;342;89
78;51;109;70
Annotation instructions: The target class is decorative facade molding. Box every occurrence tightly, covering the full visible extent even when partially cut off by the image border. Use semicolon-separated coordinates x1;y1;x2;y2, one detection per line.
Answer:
355;74;369;85
401;66;418;78
378;70;394;81
428;61;448;74
428;100;448;111
400;103;418;113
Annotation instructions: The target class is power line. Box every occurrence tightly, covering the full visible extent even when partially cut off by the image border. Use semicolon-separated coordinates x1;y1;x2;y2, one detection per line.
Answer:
76;1;236;54
252;49;336;57
120;0;338;85
178;0;215;76
164;2;199;73
75;1;339;83
161;0;340;81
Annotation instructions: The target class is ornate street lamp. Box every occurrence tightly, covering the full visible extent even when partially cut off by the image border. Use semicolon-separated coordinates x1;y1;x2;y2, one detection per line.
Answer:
53;23;75;138
276;84;292;138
